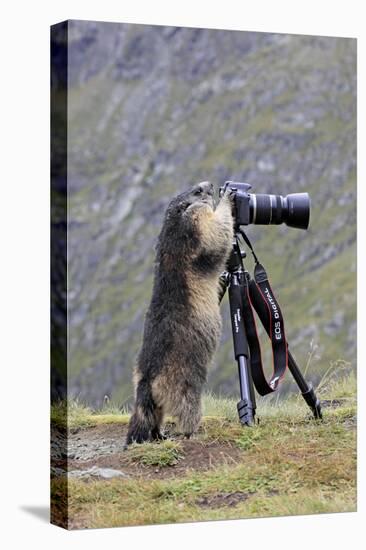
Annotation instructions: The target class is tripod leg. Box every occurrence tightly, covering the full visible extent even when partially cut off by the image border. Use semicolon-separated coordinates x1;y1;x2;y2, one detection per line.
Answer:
288;351;322;419
228;273;256;426
237;356;256;425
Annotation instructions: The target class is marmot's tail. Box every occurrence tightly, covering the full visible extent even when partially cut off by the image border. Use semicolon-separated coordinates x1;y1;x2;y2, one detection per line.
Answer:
125;378;156;445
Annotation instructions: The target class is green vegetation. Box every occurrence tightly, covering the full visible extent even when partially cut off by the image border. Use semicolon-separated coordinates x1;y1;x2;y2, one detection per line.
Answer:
51;372;356;529
126;440;184;467
51;398;130;429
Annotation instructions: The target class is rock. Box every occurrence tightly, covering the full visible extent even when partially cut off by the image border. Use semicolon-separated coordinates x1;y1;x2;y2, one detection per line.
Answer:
68;467;129;479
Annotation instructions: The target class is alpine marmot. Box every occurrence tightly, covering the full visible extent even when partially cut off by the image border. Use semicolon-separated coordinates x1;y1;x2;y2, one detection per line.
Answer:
125;181;234;445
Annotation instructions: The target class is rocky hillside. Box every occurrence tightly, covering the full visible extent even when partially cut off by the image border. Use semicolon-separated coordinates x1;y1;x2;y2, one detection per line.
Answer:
51;20;356;407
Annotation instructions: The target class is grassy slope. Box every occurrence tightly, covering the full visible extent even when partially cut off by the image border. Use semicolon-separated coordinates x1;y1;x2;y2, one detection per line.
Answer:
51;372;356;529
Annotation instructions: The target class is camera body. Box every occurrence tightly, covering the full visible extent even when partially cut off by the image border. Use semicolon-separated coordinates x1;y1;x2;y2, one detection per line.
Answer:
220;181;310;230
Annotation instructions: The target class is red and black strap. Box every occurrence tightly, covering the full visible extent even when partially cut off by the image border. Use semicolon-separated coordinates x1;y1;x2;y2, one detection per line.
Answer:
239;231;288;395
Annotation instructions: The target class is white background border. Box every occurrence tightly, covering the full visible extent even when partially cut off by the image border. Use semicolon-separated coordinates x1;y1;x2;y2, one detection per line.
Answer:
0;1;364;548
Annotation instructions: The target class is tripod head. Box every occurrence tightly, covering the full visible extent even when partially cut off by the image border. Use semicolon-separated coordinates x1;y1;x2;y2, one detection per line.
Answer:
226;235;247;272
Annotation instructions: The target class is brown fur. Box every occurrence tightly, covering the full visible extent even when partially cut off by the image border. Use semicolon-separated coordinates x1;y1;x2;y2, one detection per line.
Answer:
125;182;234;445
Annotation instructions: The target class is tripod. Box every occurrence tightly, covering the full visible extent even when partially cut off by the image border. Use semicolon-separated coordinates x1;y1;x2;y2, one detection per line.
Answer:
220;232;322;426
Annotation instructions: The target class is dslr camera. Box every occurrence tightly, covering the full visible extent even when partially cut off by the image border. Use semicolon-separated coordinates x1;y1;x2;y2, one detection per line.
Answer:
220;181;310;230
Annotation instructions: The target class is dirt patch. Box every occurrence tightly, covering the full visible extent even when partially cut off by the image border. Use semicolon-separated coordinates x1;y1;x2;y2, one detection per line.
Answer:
196;491;251;508
51;423;244;480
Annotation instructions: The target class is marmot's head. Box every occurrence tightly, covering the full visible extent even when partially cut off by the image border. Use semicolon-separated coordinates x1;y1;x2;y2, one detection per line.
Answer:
166;181;214;217
156;181;215;262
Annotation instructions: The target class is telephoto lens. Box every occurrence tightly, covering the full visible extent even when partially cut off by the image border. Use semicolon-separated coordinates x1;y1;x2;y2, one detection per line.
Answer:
222;182;310;230
249;192;310;230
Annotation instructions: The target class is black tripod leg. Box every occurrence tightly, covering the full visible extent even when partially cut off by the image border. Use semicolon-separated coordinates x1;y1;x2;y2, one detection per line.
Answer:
288;351;322;419
228;274;256;426
237;356;256;426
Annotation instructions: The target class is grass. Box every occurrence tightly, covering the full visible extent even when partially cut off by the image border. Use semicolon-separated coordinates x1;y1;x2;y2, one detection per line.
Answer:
51;371;356;529
316;361;356;399
202;392;239;422
126;440;184;467
52;363;356;430
57;407;356;528
51;398;130;429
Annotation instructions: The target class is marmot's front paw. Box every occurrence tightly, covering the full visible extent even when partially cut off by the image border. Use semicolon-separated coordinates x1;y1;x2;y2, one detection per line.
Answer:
222;187;236;203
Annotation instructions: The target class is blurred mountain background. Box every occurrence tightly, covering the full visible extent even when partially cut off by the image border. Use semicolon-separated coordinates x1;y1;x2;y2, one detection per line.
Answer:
51;20;356;407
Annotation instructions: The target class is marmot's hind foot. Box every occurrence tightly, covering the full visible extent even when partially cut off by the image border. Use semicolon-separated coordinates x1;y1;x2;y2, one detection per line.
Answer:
125;412;152;446
151;428;167;441
125;432;150;446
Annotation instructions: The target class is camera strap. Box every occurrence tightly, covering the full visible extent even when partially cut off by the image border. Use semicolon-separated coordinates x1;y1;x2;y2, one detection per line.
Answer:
239;230;288;395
